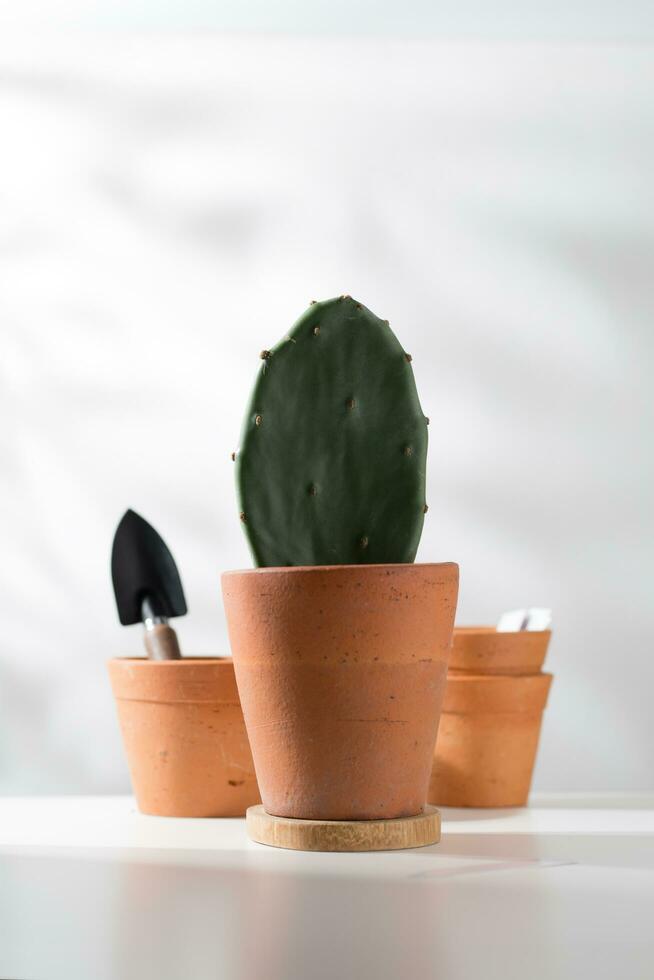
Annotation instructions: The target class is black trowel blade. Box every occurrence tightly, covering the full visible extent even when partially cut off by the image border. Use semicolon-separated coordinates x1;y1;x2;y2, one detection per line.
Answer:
111;509;188;625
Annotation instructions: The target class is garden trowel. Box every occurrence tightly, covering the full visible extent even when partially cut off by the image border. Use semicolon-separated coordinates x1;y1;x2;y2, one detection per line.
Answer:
111;509;187;660
497;608;552;632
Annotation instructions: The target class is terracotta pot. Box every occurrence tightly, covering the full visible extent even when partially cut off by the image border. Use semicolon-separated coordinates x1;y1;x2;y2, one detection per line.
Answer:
108;657;260;817
429;644;553;808
450;626;551;675
221;562;459;821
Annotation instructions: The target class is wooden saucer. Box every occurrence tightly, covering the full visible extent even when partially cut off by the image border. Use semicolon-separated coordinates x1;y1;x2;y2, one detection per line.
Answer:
246;804;440;852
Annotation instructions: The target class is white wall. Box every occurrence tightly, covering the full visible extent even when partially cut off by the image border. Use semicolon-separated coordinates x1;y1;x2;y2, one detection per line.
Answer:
2;1;654;40
1;36;652;793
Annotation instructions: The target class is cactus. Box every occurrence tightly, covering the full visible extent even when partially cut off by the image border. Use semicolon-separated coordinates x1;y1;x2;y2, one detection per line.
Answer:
234;295;428;567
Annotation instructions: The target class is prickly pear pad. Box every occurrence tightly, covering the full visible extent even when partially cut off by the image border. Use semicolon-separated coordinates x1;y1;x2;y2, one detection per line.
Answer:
235;296;428;567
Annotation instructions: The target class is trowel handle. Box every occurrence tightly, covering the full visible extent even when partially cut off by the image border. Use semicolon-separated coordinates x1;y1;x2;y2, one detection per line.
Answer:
144;623;182;660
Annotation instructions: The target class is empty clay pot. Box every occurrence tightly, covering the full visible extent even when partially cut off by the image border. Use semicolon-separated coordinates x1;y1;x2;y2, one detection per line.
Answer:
429;626;553;807
108;657;260;817
450;626;551;675
221;562;459;821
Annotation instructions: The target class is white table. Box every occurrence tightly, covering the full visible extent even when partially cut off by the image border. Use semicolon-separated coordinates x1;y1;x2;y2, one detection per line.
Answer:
0;795;652;980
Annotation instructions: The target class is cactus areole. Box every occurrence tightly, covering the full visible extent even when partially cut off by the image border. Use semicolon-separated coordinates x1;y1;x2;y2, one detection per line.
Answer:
234;296;428;567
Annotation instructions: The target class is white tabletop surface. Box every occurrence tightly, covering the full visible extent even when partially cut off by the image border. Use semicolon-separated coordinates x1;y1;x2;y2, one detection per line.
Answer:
0;794;652;980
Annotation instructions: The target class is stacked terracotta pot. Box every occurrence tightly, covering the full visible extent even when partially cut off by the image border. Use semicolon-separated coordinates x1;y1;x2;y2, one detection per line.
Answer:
429;627;553;808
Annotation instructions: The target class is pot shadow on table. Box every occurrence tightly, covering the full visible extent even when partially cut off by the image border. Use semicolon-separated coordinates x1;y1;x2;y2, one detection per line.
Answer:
419;831;654;872
439;806;525;822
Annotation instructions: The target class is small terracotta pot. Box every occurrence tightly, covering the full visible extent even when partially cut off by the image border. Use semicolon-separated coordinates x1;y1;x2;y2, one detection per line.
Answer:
221;562;459;821
108;657;260;817
450;626;551;675
429;626;553;808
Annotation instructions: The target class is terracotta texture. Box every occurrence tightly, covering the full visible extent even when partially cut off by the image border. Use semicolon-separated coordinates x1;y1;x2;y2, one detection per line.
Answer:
221;562;459;821
450;626;551;675
429;627;553;808
108;657;260;817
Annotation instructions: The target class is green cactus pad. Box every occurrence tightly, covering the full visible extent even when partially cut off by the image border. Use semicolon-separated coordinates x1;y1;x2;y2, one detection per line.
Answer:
235;296;428;567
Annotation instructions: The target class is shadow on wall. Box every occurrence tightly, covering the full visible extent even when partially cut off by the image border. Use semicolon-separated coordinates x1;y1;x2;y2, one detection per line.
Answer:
0;36;652;793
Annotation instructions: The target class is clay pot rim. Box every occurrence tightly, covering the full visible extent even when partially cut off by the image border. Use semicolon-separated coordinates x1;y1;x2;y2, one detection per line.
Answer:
223;561;458;577
108;656;241;704
442;671;553;714
108;656;233;667
455;626;551;637
447;670;553;683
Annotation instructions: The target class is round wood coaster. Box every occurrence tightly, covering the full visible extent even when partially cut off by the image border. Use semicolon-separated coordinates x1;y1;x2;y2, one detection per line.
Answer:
246;804;441;852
